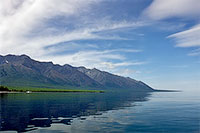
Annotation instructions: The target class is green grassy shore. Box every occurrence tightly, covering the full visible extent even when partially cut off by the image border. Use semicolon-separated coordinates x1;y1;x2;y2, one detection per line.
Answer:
0;86;104;93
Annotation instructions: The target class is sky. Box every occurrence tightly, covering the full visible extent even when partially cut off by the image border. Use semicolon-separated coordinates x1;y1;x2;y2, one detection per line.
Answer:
0;0;200;90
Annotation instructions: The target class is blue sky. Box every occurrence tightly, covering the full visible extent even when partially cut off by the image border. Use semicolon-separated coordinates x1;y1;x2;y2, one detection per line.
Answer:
0;0;199;90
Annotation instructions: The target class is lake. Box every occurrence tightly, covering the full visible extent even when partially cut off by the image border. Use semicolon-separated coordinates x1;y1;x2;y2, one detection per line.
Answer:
0;89;199;133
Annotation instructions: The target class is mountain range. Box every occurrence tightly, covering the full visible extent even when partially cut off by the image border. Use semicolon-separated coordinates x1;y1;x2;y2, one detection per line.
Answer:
0;54;154;91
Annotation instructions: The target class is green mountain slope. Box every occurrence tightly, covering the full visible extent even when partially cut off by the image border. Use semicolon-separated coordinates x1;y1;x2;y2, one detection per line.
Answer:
0;54;154;91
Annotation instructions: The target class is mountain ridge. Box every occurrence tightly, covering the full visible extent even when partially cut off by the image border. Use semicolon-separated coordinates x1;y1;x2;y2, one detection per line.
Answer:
0;54;154;91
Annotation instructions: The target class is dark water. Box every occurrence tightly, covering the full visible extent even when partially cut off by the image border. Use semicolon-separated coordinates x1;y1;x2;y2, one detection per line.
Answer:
0;89;199;133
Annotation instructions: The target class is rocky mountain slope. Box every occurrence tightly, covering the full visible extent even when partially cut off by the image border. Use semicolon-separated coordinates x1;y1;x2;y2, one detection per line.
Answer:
0;54;154;91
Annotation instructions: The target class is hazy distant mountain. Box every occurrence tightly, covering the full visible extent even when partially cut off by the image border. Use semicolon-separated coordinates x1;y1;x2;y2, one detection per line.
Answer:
0;54;154;91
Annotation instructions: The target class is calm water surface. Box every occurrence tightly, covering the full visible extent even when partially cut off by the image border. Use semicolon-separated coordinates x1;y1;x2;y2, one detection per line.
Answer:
0;89;199;133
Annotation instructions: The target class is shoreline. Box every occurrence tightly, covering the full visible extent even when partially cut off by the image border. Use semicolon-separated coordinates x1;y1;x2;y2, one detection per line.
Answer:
0;91;21;94
0;90;104;93
0;86;104;93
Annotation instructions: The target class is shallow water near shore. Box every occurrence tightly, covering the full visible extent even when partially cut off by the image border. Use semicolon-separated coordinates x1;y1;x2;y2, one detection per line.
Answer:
0;89;199;133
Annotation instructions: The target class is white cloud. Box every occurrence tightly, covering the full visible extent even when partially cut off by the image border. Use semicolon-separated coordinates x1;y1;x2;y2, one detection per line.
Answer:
113;69;141;78
0;0;97;55
100;61;146;69
38;48;141;66
143;0;200;20
143;0;200;49
167;24;200;47
0;0;145;57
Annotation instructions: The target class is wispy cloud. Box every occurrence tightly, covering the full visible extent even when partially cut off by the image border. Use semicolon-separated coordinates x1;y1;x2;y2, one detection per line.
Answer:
113;69;142;77
38;48;143;66
167;24;200;47
143;0;200;58
0;0;145;57
143;0;200;20
100;61;147;69
188;48;200;56
0;0;97;54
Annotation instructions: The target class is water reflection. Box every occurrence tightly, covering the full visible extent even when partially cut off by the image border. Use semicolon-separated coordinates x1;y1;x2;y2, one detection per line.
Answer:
0;91;151;132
